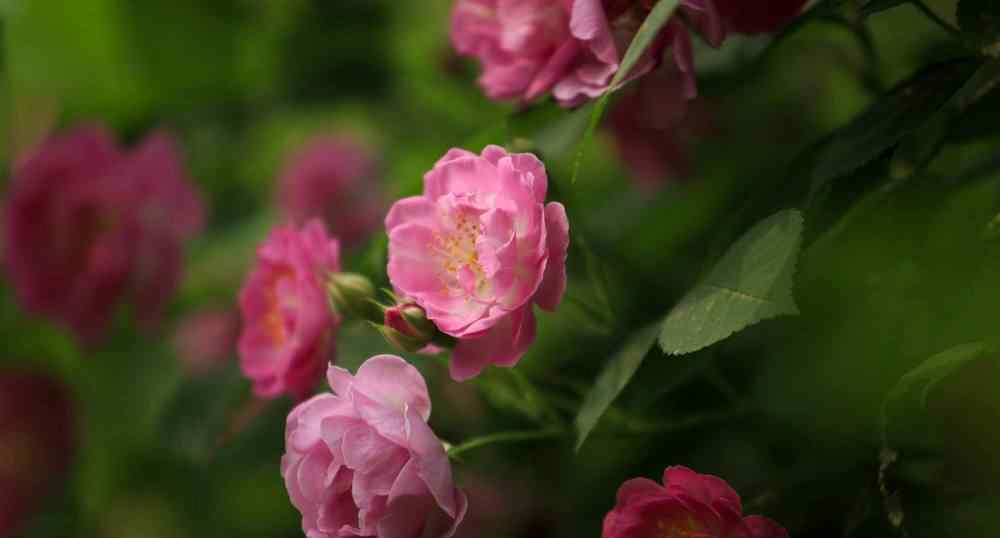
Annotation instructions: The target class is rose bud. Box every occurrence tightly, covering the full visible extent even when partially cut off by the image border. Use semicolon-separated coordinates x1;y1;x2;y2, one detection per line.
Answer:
326;272;380;323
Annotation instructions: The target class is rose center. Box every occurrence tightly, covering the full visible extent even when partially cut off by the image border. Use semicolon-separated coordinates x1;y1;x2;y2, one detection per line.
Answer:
433;211;485;294
654;514;705;538
265;267;298;345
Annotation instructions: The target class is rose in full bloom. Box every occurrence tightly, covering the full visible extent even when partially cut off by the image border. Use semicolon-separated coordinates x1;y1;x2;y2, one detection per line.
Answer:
0;372;75;537
172;308;241;376
450;0;722;107
3;125;204;344
238;220;341;400
603;466;788;538
282;355;467;538
715;0;807;34
385;145;569;381
278;136;384;249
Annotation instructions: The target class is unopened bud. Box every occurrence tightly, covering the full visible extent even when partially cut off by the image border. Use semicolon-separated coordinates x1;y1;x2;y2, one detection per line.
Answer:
378;303;447;353
326;272;379;322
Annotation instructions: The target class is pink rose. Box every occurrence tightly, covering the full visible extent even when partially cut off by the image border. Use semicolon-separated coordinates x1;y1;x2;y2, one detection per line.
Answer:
0;372;75;537
238;219;341;400
714;0;807;34
172;308;240;376
279;136;384;249
450;0;721;107
3;125;204;344
282;355;467;538
603;466;787;538
385;145;569;381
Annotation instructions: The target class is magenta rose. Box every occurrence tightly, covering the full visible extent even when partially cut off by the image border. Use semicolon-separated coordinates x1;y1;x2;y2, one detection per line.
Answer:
450;0;722;107
279;136;384;249
3;125;204;344
282;355;467;538
714;0;807;34
385;145;569;381
0;372;75;537
603;466;787;538
238;219;341;400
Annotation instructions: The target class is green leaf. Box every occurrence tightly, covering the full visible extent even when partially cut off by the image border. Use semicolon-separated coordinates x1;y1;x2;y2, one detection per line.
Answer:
570;0;681;183
659;209;804;355
811;59;979;189
892;58;1000;177
574;323;660;451
881;342;993;449
958;0;1000;56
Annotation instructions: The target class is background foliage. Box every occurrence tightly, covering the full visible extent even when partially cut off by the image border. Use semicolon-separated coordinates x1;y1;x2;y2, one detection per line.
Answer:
4;0;1000;536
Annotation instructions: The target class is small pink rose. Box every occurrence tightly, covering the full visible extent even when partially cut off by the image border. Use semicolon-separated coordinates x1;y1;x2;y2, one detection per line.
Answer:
238;219;341;400
385;145;569;381
282;355;467;538
603;466;788;538
279;136;383;249
172;308;240;376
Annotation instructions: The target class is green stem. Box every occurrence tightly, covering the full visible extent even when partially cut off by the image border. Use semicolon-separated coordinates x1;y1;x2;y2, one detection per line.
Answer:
911;0;961;37
446;427;565;459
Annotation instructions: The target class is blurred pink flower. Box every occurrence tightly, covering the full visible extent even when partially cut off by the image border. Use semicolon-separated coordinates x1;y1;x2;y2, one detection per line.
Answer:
282;355;467;538
238;220;340;400
603;466;787;538
609;66;714;188
385;146;569;381
3;125;204;344
172;308;240;376
714;0;807;34
278;136;383;249
0;372;75;537
451;0;722;107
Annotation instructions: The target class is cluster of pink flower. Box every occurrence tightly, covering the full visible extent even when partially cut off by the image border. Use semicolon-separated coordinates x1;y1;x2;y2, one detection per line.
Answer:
451;0;806;184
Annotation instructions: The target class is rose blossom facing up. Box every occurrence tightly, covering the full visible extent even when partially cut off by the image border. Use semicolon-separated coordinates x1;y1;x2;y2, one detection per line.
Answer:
450;0;723;107
603;466;787;538
0;372;75;537
279;136;383;249
282;355;467;538
385;145;569;381
238;220;340;400
3;125;204;343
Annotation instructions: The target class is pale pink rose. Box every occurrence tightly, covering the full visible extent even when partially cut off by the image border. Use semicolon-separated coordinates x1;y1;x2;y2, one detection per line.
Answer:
278;136;384;249
3;125;204;344
603;466;787;538
0;372;75;537
450;0;722;107
282;355;467;538
385;145;569;381
172;308;240;376
238;220;340;400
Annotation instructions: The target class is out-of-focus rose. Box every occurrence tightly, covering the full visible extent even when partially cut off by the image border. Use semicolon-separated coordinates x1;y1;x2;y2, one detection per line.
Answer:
3;125;204;344
450;0;722;107
238;219;341;400
603;466;787;538
714;0;807;34
282;355;467;538
279;136;383;249
0;372;75;537
172;308;240;376
385;145;569;381
609;66;714;189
